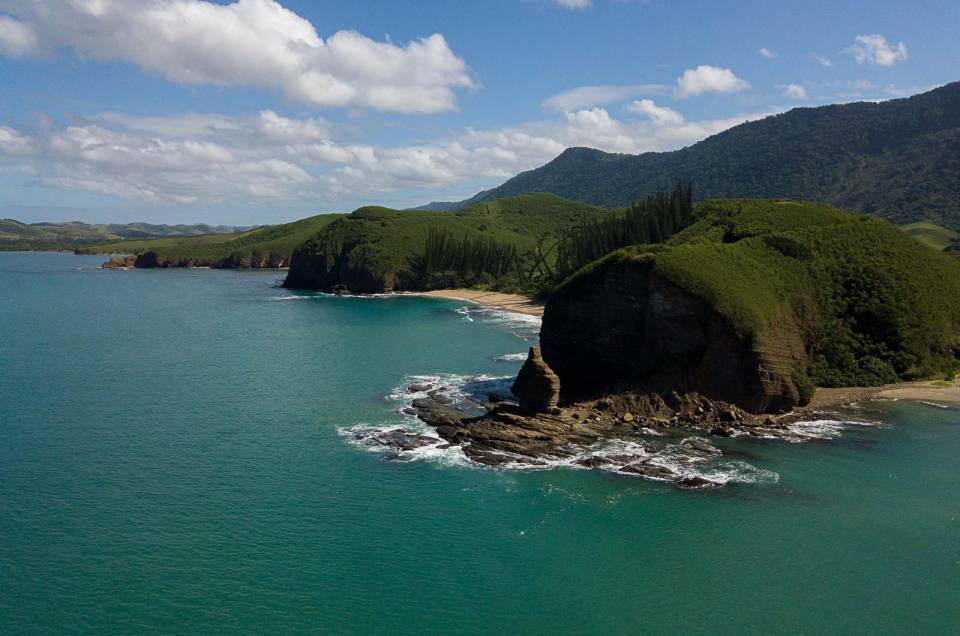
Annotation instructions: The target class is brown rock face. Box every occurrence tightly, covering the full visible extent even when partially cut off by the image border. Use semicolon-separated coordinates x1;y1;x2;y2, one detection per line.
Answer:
511;346;561;413
540;258;807;414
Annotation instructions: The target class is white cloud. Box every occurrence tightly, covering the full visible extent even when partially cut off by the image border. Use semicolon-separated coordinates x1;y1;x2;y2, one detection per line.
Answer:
783;83;808;100
0;125;34;154
813;54;834;68
542;83;667;111
0;15;37;57
757;48;778;59
0;0;475;113
548;0;593;9
626;99;684;125
675;65;749;98
0;104;780;207
843;34;907;66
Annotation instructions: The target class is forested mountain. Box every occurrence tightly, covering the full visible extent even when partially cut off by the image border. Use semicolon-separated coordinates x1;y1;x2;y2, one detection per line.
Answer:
439;82;960;228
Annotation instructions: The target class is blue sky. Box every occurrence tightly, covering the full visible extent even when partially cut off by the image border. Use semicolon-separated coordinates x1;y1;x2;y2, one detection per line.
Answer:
0;0;955;224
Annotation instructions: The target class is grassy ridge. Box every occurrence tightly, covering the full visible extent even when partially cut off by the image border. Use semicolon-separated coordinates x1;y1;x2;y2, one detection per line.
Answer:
284;194;609;291
562;199;960;386
901;222;960;251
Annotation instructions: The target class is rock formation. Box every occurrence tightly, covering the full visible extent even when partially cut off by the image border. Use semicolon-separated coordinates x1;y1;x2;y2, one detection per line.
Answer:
540;258;807;414
511;347;561;413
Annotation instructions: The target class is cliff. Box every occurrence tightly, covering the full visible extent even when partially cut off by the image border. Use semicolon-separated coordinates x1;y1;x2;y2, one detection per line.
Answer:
539;200;960;413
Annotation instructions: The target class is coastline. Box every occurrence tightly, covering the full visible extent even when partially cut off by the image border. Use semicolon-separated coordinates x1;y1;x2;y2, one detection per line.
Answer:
806;378;960;411
410;289;544;316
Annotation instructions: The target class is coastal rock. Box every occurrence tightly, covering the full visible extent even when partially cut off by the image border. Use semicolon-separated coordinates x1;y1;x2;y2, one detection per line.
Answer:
540;259;808;414
511;347;561;413
102;255;137;269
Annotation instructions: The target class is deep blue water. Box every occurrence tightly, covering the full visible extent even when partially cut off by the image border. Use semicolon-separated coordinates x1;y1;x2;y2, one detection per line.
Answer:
1;252;958;635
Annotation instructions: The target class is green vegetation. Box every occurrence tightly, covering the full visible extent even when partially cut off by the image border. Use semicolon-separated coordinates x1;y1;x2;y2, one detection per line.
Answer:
284;194;608;292
79;214;344;268
902;222;960;252
561;199;960;387
0;218;249;251
555;183;693;279
448;82;960;229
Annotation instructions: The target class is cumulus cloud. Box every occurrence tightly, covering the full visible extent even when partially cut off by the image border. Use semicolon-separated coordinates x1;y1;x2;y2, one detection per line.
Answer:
626;99;685;125
757;48;778;59
783;84;808;100
675;65;749;98
0;0;474;113
0;15;37;57
844;34;907;66
542;83;667;111
0;104;779;207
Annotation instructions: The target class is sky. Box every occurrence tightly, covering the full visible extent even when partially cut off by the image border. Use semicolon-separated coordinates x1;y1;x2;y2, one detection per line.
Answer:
0;0;956;225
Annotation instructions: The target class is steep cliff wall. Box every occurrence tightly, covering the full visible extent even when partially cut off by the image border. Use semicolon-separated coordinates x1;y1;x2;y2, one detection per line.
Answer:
540;255;808;413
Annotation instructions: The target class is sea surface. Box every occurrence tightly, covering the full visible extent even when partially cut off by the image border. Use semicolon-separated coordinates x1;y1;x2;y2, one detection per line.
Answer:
1;252;958;635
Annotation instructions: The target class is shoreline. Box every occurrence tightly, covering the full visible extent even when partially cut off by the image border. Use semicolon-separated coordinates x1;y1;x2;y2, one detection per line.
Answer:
409;289;544;316
805;378;960;411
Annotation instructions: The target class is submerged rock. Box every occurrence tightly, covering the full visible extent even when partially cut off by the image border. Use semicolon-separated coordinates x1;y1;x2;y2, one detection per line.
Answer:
511;346;561;413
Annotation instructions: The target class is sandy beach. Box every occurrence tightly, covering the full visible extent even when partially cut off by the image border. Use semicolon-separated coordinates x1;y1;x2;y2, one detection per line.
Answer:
808;378;960;410
414;289;544;316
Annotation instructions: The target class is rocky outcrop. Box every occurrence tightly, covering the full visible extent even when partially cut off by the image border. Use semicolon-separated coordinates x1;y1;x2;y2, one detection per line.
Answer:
101;255;137;269
282;244;401;293
511;347;561;413
108;251;291;269
540;258;808;414
402;387;805;488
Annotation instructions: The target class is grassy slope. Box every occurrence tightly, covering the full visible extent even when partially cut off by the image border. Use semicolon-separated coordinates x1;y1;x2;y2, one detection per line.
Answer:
561;199;960;385
901;222;960;251
79;214;344;267
286;193;609;289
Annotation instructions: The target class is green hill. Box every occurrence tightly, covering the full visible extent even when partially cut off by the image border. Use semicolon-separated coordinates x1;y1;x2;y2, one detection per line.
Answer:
284;193;608;292
79;214;344;268
0;219;249;251
443;82;960;229
541;200;960;412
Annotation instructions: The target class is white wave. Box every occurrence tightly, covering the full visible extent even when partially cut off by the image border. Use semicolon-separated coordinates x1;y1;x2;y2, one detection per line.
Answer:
454;305;541;341
337;423;472;468
386;373;515;415
777;417;884;442
918;400;956;410
493;352;528;362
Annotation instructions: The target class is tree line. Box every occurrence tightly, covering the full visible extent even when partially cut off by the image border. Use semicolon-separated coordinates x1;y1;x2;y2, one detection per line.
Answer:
415;183;696;292
554;183;693;278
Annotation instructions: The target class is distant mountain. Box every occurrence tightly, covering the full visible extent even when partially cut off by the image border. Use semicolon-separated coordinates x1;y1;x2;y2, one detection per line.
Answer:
441;82;960;229
0;219;253;251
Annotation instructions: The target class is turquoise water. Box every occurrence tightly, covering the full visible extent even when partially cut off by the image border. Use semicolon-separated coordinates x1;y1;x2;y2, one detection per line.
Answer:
1;252;958;635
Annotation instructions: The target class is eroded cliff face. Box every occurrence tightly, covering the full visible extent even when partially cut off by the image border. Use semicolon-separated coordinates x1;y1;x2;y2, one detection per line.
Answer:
131;251;290;269
282;245;401;293
540;258;807;414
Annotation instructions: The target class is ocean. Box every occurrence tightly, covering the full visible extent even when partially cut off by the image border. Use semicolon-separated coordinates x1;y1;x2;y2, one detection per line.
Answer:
1;252;958;635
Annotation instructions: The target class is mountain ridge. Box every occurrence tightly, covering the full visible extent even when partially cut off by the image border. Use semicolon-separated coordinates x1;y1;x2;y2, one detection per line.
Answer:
427;82;960;228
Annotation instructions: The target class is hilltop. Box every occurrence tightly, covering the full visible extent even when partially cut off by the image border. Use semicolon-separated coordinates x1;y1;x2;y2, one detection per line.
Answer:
283;193;607;293
434;82;960;229
541;199;960;414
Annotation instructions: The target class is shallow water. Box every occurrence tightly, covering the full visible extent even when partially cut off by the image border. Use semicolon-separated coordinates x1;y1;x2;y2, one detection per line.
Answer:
1;252;958;635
